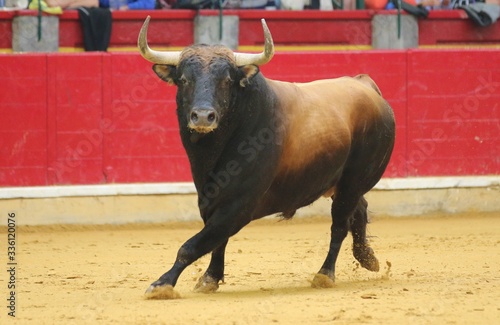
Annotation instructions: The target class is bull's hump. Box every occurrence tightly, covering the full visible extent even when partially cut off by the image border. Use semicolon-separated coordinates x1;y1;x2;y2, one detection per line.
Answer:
353;74;382;96
270;77;386;175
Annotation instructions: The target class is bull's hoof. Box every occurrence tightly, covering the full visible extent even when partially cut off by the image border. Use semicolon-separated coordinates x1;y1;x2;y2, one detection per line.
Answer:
194;274;220;293
353;244;380;272
144;284;181;300
311;273;335;288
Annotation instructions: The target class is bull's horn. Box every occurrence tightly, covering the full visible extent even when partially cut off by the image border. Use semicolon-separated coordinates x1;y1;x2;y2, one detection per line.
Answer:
234;19;274;66
138;16;181;66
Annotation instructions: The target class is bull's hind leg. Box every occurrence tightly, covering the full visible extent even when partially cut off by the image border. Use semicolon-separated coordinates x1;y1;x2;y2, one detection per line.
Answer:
194;240;228;293
350;196;379;272
312;191;360;288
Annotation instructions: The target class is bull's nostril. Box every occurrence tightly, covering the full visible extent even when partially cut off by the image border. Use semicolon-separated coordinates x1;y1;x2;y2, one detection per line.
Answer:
190;112;199;123
207;112;216;123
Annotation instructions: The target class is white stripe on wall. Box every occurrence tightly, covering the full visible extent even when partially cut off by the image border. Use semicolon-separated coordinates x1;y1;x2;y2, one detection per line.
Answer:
0;176;498;199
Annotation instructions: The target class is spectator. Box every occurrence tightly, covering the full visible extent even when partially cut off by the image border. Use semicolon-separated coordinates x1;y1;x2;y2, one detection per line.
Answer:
28;0;64;13
46;0;99;7
417;0;452;9
46;0;155;9
100;0;156;9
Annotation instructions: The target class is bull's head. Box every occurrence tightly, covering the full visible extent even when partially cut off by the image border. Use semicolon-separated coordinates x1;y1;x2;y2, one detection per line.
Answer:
138;16;274;134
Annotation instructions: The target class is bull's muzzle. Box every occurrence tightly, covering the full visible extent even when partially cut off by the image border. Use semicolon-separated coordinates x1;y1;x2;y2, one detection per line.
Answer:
188;107;219;133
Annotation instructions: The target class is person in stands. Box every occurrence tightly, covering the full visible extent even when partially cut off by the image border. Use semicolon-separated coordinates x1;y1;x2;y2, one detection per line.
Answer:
100;0;156;9
45;0;155;9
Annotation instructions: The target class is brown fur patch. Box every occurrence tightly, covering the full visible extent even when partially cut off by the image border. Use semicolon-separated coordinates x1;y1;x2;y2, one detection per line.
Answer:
268;79;351;176
268;76;386;177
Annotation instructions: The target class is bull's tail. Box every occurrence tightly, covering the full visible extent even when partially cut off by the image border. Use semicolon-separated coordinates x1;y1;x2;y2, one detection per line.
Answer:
354;74;382;96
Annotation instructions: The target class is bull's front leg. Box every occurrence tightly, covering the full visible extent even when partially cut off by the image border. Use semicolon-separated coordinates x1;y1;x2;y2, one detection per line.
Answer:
145;216;248;299
194;240;228;293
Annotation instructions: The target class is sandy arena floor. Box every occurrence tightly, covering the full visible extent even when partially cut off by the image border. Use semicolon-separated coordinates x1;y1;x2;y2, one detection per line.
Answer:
1;212;499;324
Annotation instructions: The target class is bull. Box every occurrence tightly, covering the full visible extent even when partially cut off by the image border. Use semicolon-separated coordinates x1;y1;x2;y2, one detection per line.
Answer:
138;16;395;299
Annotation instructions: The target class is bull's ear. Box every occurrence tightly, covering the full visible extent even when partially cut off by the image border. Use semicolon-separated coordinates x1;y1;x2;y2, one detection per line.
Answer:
153;64;177;85
239;64;259;87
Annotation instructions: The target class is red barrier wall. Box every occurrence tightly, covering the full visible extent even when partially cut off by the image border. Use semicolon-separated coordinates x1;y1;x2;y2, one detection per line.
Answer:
1;55;48;186
406;50;500;175
1;50;499;186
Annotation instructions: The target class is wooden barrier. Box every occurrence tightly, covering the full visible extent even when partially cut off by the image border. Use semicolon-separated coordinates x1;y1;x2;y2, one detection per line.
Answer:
0;49;499;186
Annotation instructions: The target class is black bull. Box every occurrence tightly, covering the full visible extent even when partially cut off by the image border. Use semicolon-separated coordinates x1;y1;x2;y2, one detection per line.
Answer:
138;17;395;298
